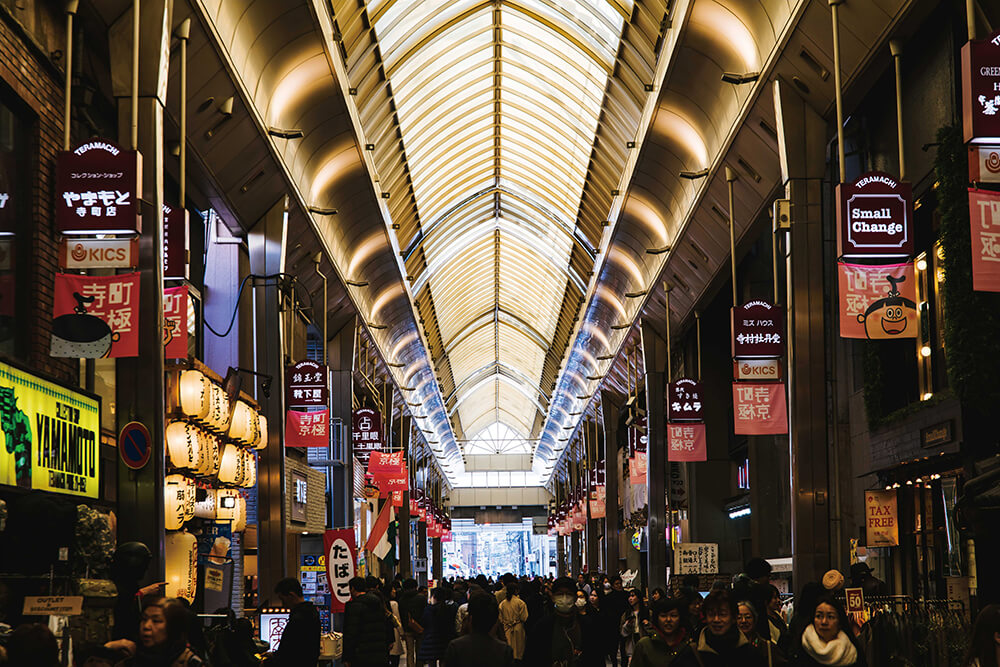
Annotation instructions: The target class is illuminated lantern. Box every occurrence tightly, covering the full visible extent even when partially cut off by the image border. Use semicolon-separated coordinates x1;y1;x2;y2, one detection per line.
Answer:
205;435;221;476
165;530;198;602
194;430;213;475
228;400;253;444
164;475;189;530
216;489;246;530
242;451;257;488
234;495;247;532
193;487;217;519
254;414;268;450
179;370;211;420
206;383;228;432
218;444;243;485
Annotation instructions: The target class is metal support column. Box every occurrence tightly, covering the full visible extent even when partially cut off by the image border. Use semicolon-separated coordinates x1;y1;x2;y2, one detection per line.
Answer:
249;197;289;600
432;537;442;582
585;422;600;573
601;392;622;575
329;320;355;529
773;78;831;587
397;415;412;578
640;318;668;592
417;520;428;586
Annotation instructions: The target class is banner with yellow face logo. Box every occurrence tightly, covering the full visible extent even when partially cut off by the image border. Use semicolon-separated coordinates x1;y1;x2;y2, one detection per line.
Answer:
0;361;100;498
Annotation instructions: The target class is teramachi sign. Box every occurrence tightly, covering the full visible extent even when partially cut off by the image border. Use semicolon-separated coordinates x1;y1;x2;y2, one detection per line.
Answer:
962;30;1000;143
836;172;913;258
56;139;142;235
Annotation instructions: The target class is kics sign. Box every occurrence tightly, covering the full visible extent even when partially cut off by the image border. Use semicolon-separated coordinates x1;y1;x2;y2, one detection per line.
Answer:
962;30;1000;143
59;238;138;269
734;358;781;381
836;172;913;258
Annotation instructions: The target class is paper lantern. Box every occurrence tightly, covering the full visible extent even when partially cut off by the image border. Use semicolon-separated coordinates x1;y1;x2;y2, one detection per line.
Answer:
228;400;259;445
193;487;217;519
205;435;221;476
165;475;189;530
165;530;198;602
206;383;229;432
242;451;257;488
234;495;247;532
179;370;211;420
254;414;268;450
166;421;202;471
218;444;243;485
195;430;212;475
216;489;246;531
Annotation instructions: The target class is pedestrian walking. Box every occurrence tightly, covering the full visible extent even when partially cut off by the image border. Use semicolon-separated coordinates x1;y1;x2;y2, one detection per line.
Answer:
499;581;529;662
343;576;394;667
790;595;865;667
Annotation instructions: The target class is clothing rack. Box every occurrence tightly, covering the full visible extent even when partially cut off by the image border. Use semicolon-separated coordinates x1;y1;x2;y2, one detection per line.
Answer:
858;595;969;667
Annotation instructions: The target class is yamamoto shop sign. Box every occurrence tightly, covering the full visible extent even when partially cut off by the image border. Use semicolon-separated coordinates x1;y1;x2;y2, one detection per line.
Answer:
56;139;141;235
0;361;100;498
836;172;913;258
962;30;1000;143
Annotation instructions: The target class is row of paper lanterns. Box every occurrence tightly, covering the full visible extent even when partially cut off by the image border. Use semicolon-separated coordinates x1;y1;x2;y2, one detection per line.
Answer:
178;369;267;447
165;421;258;486
165;475;247;531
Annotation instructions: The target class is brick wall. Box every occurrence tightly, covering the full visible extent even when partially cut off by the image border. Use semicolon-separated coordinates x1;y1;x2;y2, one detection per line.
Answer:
286;455;327;534
0;6;74;384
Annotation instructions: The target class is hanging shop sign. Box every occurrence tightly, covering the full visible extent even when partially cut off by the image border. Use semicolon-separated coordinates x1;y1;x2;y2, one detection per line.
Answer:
667;378;704;421
164;285;189;359
367;450;405;475
836;172;913;258
22;596;84;616
969;188;1000;292
732;383;788;435
56;139;142;234
373;467;408;498
961;30;1000;143
391;490;404;508
352;407;382;466
628;414;647;456
51;272;140;358
735;358;782;381
628;451;647;485
674;543;719;575
0;360;100;497
865;489;899;547
324;528;356;613
968;145;1000;183
837;262;917;339
845;587;865;614
731;301;785;358
0;167;11;236
589;491;606;519
163;204;190;280
286;361;328;408
59;237;138;269
285;409;329;448
667;423;707;462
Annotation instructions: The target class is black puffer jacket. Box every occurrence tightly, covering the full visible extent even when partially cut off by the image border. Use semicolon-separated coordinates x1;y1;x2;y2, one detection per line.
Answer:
344;592;393;667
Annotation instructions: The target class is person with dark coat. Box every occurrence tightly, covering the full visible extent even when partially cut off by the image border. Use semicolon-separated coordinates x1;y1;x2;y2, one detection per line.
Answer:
790;595;865;667
523;576;583;667
687;589;765;667
418;587;458;667
603;576;629;667
399;578;427;667
265;578;320;666
343;576;393;667
848;563;887;598
445;592;513;667
630;598;695;667
576;590;606;667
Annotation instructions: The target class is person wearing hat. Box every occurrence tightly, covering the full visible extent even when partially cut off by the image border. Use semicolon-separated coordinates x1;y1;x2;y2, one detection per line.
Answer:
848;563;887;598
630;598;695;667
523;577;582;666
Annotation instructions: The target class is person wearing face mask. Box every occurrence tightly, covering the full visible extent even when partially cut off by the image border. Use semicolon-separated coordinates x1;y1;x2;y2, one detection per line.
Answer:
524;577;582;666
792;596;864;667
689;590;765;667
630;598;694;667
500;581;529;663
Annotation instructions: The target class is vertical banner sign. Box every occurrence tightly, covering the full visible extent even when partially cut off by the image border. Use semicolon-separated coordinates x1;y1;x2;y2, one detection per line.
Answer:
285;409;329;448
667;379;704;421
352;407;382;467
628;451;647;485
731;301;785;358
56;139;142;234
163;204;190;280
968;145;1000;183
589;490;606;519
163;285;188;359
367;451;405;474
865;490;899;547
324;529;357;613
667;423;707;462
51;272;140;358
969;188;1000;292
961;30;1000;143
838;262;917;339
835;172;913;258
286;361;329;408
732;383;788;435
0;361;100;497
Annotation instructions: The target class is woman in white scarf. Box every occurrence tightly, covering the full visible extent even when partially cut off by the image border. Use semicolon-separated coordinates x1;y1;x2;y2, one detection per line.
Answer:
794;596;864;667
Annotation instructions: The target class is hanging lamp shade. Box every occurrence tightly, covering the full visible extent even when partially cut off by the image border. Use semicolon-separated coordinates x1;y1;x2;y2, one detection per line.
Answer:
206;435;221;476
254;414;268;450
242;451;257;488
228;400;258;445
165;421;201;471
165;530;198;602
194;430;212;475
193;487;217;520
164;475;189;530
218;444;242;485
233;495;247;532
179;370;211;420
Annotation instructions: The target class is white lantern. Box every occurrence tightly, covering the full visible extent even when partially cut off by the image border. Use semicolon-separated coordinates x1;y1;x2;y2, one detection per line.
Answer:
166;421;202;471
194;430;211;475
205;436;221;476
165;530;198;602
218;444;242;485
254;414;268;450
216;488;239;521
233;495;247;532
164;475;189;530
242;451;257;488
193;487;217;520
179;370;211;420
228;400;258;445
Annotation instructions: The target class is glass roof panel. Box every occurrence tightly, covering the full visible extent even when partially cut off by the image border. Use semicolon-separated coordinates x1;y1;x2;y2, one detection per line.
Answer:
465;422;532;455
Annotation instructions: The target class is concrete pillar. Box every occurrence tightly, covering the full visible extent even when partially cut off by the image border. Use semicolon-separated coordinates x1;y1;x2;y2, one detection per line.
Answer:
602;392;622;574
109;0;172;584
557;534;566;577
432;537;443;582
585;422;600;573
640;319;668;592
773;78;831;587
417;519;428;586
248;197;289;599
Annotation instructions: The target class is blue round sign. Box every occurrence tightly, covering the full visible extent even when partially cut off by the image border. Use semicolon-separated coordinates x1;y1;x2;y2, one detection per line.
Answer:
119;421;151;470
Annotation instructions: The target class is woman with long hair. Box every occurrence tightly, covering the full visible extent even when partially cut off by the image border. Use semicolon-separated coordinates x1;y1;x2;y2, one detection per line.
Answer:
966;604;1000;667
620;588;649;663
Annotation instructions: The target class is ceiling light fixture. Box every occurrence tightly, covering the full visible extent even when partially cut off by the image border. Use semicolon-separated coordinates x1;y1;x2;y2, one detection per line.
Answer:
308;206;338;215
346;279;368;287
679;169;709;180
268;127;304;139
625;290;647;298
647;246;671;255
587;375;603;381
721;71;760;84
387;363;404;368
597;355;614;360
367;322;387;330
611;323;630;330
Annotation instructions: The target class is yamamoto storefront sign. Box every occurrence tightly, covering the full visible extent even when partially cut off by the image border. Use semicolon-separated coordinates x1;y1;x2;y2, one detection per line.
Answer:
0;361;100;498
836;172;913;258
55;139;141;235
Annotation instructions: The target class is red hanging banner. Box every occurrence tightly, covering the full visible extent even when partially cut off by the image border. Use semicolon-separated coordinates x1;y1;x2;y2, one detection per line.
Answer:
323;528;356;614
589;492;606;519
391;490;404;508
837;262;917;339
970;188;1000;292
163;285;188;359
285;409;329;447
628;451;647;485
667;423;708;462
732;383;788;435
51;272;140;358
367;450;405;475
373;469;408;498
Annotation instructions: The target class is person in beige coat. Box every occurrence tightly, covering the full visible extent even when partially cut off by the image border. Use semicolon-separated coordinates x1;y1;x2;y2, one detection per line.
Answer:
498;582;529;662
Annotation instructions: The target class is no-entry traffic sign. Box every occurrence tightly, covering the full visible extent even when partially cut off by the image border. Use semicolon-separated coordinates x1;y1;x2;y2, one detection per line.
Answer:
119;421;152;470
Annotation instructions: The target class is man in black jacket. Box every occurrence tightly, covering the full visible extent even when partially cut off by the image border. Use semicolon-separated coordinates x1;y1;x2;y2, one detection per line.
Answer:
445;592;513;667
343;576;394;667
266;577;320;666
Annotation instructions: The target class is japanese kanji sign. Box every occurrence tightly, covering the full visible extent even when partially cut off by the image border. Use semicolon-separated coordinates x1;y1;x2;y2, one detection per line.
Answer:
286;360;328;408
731;300;785;358
589;491;606;519
367;450;405;475
285;409;329;448
865;490;899;547
352;407;383;467
962;30;1000;142
628;415;647;456
373;467;408;498
163;285;188;359
628;451;646;485
838;262;917;339
968;145;1000;183
324;529;356;613
56;139;141;234
836;172;913;258
51;272;139;358
668;423;707;462
970;188;1000;292
163;204;189;280
668;378;704;421
673;543;719;574
732;383;787;435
